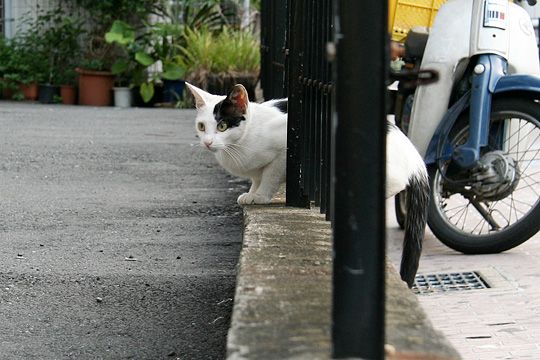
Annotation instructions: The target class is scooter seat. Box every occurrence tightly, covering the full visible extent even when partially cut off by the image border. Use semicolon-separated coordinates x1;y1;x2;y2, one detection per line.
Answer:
405;27;429;60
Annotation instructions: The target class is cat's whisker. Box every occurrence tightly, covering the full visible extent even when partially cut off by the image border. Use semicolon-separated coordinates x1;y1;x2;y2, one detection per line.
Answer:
225;144;245;157
227;143;254;152
225;145;250;168
223;146;247;171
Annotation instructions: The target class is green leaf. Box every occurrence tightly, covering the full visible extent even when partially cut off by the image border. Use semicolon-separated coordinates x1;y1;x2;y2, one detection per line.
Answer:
140;82;154;103
135;52;155;67
111;59;128;75
105;20;135;45
161;63;185;80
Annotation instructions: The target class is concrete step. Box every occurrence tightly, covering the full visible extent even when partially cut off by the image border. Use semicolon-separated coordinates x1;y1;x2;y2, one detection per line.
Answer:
227;204;461;360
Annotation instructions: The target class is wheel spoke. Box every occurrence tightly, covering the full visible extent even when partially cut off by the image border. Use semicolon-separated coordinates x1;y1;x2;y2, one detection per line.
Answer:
516;177;540;198
518;147;540;175
446;202;469;224
518;169;540;180
470;212;486;234
504;120;539;155
512;195;519;225
499;196;534;210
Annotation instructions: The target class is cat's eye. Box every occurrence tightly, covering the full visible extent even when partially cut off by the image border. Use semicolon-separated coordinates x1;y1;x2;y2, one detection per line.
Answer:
217;122;228;132
197;123;205;132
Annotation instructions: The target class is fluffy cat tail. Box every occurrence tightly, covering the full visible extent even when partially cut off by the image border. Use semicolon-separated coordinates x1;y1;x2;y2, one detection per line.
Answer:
400;170;430;288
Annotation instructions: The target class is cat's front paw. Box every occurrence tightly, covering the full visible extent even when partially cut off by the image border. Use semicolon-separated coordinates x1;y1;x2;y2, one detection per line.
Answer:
237;193;271;205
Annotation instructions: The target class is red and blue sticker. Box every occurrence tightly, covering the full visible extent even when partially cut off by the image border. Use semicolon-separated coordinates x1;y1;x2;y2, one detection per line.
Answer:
484;0;508;30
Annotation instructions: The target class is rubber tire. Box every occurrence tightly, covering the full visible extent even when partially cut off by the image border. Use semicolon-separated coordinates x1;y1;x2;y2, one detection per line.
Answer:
427;97;540;254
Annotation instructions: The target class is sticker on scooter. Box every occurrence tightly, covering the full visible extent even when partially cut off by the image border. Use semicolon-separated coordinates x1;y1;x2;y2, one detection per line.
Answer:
483;0;508;29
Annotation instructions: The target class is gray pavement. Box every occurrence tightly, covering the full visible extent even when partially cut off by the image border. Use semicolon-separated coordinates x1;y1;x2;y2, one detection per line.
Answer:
387;200;540;359
0;102;245;359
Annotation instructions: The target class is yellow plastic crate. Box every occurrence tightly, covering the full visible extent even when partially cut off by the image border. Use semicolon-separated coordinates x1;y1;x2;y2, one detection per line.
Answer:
389;0;447;41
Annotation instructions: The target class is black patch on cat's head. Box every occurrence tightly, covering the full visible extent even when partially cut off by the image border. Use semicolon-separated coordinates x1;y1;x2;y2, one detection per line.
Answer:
212;84;250;129
213;98;246;129
273;99;288;114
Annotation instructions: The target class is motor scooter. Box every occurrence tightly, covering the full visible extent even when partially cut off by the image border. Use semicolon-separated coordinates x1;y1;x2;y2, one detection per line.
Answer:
394;0;540;254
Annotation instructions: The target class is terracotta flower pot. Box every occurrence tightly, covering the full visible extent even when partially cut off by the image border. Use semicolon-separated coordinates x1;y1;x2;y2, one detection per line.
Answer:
76;68;114;106
19;83;39;101
1;78;14;100
60;85;77;105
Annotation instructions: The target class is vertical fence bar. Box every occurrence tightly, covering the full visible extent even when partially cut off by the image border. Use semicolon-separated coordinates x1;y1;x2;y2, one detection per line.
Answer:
260;0;287;100
260;0;269;98
286;0;310;208
324;0;334;220
313;0;322;207
301;0;312;200
331;0;387;358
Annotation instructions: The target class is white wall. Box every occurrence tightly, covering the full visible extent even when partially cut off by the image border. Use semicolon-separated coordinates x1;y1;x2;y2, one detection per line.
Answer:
5;0;62;38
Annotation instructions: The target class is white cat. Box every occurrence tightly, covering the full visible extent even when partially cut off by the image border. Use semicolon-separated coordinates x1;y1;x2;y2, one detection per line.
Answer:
187;82;429;287
187;82;287;205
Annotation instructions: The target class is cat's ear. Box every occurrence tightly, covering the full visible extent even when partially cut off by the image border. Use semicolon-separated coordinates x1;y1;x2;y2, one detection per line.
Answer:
186;82;212;109
227;84;249;114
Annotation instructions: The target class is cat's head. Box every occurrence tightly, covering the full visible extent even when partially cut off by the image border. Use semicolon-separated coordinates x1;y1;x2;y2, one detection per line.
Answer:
186;82;250;153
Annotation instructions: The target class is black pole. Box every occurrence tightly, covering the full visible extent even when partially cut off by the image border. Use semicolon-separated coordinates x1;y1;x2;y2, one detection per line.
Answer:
331;0;387;358
286;0;310;208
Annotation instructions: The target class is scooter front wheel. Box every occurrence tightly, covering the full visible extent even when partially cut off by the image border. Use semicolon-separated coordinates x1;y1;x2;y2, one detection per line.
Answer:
428;98;540;254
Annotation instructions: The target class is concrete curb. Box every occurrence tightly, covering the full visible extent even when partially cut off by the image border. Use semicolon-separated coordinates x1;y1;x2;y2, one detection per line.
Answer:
227;204;461;360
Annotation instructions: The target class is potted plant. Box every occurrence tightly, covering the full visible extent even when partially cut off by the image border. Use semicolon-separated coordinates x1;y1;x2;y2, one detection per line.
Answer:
17;8;85;104
58;68;78;105
0;37;45;101
181;27;260;100
134;22;187;105
13;39;44;101
75;58;115;106
72;0;164;106
111;53;136;108
105;20;186;106
105;21;140;107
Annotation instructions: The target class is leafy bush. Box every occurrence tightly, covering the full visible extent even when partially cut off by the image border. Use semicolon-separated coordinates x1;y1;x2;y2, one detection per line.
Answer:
66;0;164;71
181;26;260;75
106;20;186;101
7;7;84;85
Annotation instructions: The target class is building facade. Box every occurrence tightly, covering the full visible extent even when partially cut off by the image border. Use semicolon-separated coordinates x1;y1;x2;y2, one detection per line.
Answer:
2;0;62;38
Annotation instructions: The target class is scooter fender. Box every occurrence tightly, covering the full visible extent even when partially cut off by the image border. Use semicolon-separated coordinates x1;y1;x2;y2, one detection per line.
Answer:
424;93;470;166
493;74;540;96
424;73;540;166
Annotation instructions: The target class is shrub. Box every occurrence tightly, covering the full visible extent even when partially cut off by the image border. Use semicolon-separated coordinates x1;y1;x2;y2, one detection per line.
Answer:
181;26;260;76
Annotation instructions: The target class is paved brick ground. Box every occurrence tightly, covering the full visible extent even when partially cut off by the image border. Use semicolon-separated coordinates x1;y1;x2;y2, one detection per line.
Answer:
387;200;540;359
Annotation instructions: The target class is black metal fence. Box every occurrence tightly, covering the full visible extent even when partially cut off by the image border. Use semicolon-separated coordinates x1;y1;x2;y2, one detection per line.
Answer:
285;0;334;216
260;0;288;100
261;1;387;358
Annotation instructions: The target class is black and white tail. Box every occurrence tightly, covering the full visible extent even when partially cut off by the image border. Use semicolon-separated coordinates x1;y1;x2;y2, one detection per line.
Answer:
400;171;430;288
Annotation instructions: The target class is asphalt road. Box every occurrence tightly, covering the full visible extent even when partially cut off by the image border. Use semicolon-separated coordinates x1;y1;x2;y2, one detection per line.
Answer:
0;102;245;359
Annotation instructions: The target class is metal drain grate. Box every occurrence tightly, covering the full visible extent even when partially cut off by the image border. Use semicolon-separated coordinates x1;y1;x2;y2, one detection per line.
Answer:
413;271;490;295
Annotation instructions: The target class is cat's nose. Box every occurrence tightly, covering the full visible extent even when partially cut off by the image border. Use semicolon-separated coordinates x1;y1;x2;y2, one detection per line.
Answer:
204;139;213;148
